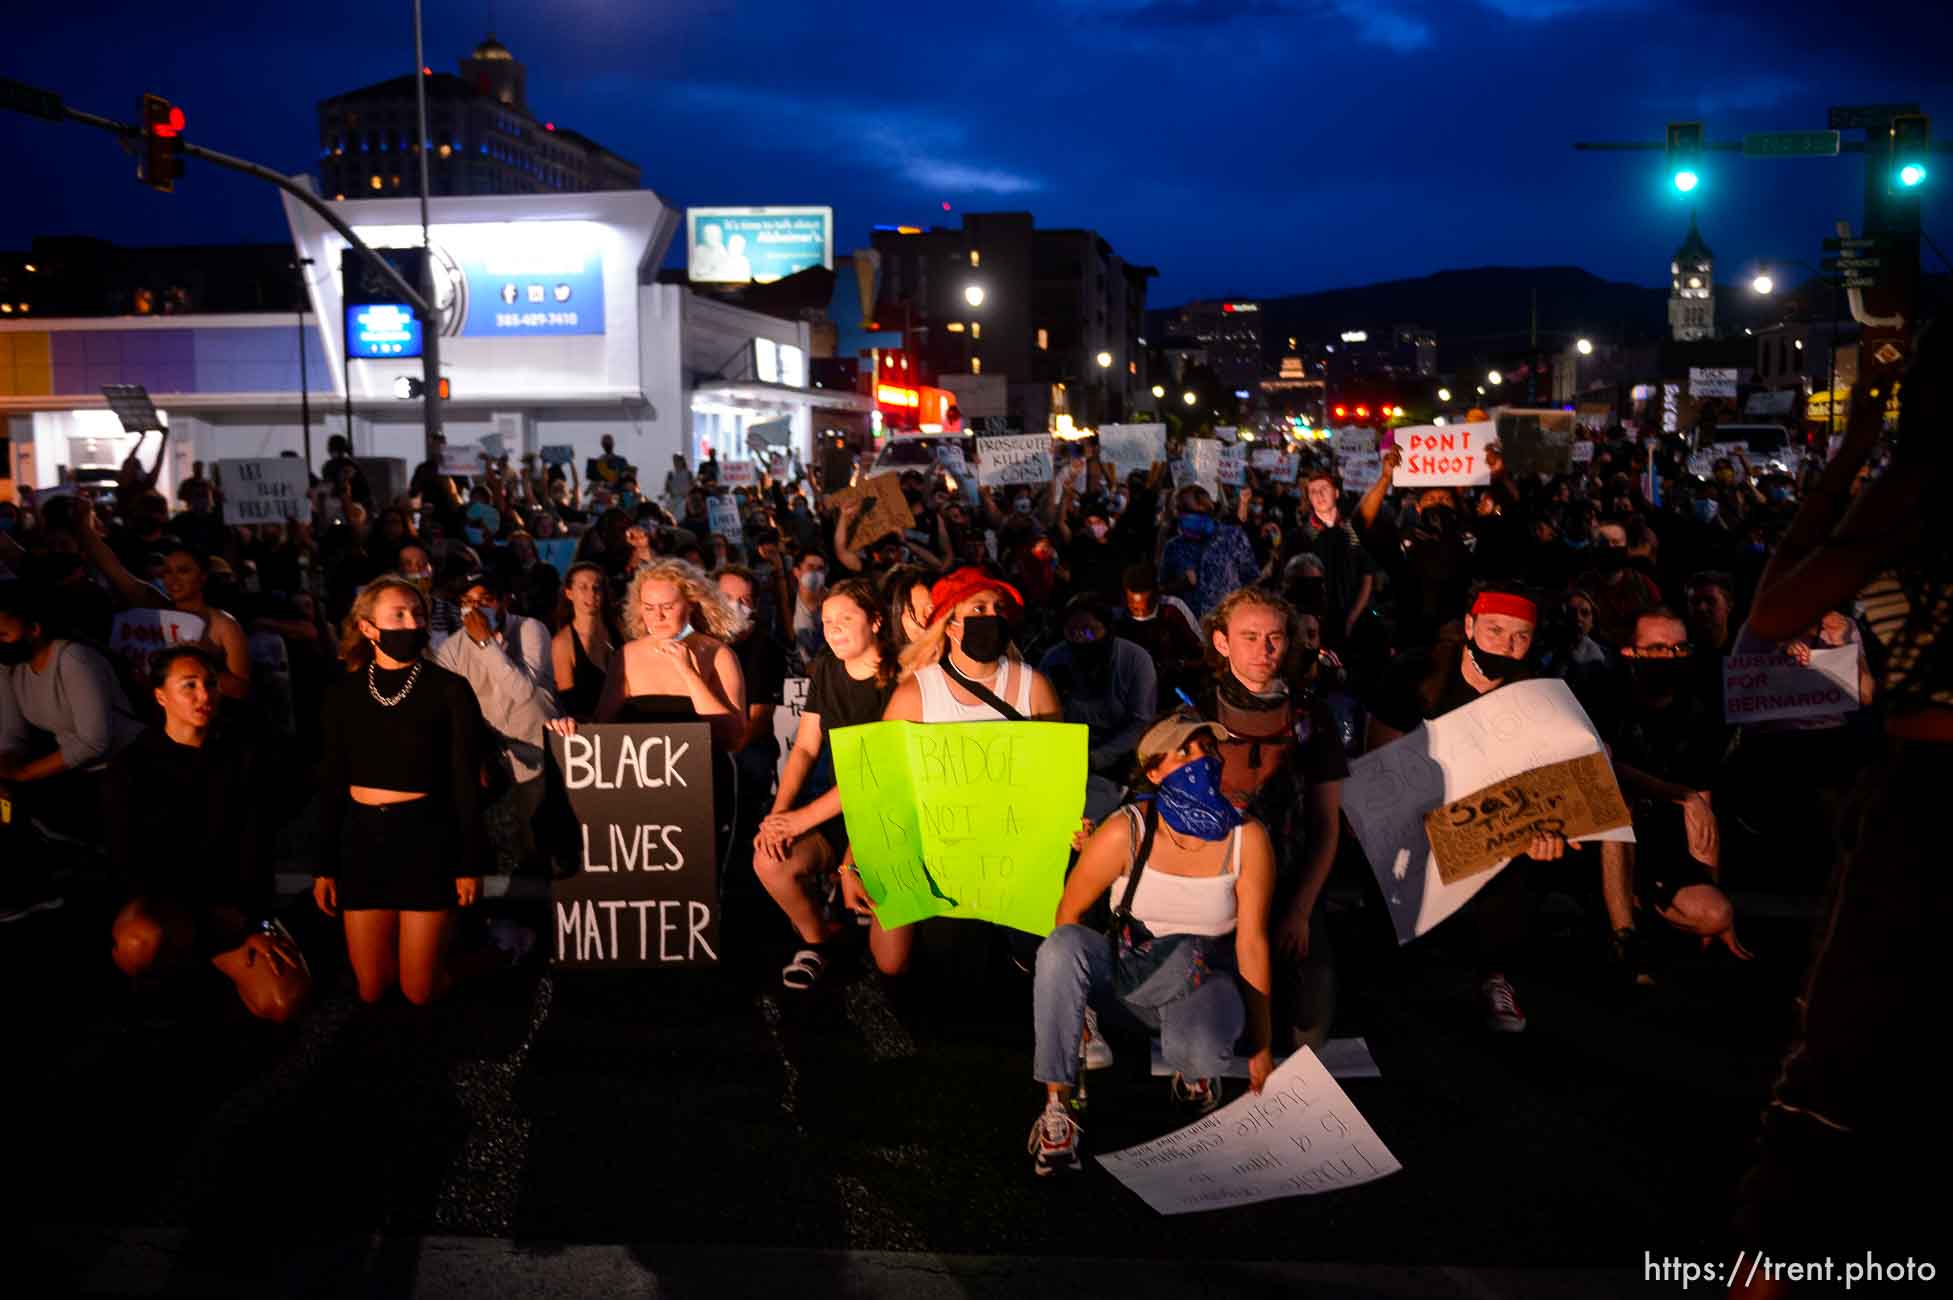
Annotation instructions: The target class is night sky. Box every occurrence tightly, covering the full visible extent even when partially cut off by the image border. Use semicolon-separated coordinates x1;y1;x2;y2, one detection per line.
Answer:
4;1;1949;305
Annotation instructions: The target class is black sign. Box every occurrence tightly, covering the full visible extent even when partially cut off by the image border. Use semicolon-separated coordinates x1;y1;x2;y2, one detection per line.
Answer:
549;723;719;968
340;246;427;306
1827;104;1920;130
967;415;1023;436
1494;410;1574;477
1822;237;1881;251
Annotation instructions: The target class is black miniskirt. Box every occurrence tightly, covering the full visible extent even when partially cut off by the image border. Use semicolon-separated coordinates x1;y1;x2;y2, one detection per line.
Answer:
336;798;463;912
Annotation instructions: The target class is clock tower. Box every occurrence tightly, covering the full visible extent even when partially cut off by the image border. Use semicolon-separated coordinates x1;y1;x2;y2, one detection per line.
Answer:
1668;213;1715;342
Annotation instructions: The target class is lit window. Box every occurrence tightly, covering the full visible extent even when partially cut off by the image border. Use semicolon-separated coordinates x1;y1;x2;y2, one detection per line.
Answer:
971;322;981;340
369;175;382;190
971;357;982;375
438;143;452;158
1037;328;1049;350
947;322;965;333
969;250;980;268
1129;361;1137;375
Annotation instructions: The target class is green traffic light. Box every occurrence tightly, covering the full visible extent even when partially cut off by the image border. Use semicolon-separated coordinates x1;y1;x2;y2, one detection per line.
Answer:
1898;162;1926;188
1673;169;1700;193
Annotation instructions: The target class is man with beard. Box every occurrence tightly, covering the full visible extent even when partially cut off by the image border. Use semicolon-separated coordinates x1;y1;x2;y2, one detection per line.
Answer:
1365;583;1577;1032
1037;597;1155;822
1194;586;1347;1053
1597;608;1750;981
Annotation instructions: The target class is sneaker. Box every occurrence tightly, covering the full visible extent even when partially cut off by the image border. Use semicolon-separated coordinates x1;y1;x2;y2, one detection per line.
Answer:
1170;1072;1221;1114
1027;1098;1082;1177
263;917;311;979
1079;1007;1115;1070
1481;974;1528;1033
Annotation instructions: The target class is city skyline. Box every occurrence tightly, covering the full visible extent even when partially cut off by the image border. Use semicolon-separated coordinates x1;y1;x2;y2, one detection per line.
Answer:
2;0;1949;306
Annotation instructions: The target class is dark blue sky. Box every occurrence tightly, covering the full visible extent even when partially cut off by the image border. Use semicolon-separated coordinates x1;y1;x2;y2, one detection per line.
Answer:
4;1;1949;305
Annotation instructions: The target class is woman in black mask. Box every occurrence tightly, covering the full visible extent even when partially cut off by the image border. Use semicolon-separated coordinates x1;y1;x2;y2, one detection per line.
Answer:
315;575;486;1005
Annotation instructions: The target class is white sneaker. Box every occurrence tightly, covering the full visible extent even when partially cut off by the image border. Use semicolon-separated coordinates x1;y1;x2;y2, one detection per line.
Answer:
1481;974;1528;1033
1028;1098;1082;1177
1079;1007;1115;1070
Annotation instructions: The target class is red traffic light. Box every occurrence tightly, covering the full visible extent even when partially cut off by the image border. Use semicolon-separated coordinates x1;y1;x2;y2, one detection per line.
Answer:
152;105;184;138
139;95;186;192
1355;404;1370;419
1333;404;1348;418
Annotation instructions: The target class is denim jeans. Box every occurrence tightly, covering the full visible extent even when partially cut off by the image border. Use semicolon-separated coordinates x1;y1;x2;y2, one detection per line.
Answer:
1032;923;1244;1087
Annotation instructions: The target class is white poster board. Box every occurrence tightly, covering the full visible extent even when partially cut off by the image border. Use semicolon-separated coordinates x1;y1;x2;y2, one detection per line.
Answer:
1217;443;1247;488
1331;427;1375;455
1098;424;1166;481
705;495;743;545
1213;426;1239;444
440;443;482;478
1097;1047;1401;1215
109;609;208;680
1570;440;1595;464
1336;449;1382;492
1723;647;1859;724
541;445;574;466
1178;440;1221;497
1342;679;1633;944
1690;367;1738;399
719;460;758;488
1390;423;1494;488
217;458;308;525
773;677;810;787
977;435;1053;488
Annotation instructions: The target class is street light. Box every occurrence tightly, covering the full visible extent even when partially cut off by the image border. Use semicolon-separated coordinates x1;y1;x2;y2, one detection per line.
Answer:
1436;387;1452;402
1486;370;1503;386
1096;351;1113;368
1476;385;1487;396
1182;390;1198;406
963;285;985;308
1575;337;1594;356
1151;384;1165;399
1751;274;1775;295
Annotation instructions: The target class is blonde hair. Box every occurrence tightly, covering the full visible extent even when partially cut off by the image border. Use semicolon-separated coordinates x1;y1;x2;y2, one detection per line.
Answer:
1200;586;1297;672
897;592;1022;682
621;557;748;642
339;575;430;668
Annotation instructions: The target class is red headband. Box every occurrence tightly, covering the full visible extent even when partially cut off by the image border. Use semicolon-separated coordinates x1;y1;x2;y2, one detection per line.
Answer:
1471;591;1538;625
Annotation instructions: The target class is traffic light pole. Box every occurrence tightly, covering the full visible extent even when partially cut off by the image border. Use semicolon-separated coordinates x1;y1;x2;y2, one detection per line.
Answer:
412;0;442;471
2;83;439;465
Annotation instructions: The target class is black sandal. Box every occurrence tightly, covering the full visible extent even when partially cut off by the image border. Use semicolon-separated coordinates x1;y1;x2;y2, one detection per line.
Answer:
781;947;827;991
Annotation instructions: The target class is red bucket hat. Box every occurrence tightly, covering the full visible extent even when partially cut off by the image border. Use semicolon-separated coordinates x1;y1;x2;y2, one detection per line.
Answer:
927;567;1024;627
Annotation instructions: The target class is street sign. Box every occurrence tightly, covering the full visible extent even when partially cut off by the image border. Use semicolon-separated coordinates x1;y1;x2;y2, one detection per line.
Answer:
1839;275;1878;289
1822;237;1880;252
1743;131;1839;157
0;77;64;122
1827;104;1920;130
1873;342;1904;367
1821;257;1881;271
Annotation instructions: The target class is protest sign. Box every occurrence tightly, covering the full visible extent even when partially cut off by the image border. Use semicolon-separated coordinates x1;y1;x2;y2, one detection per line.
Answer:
1097;1047;1401;1215
1342;679;1633;944
549;723;718;967
541;445;574;466
1266;453;1299;484
976;435;1053;488
1424;751;1631;885
824;472;915;549
440;443;482;477
217;458;307;525
719;460;758;488
1249;448;1286;470
1336;449;1382;492
1331;427;1375;455
773;677;810;787
1217;442;1247;488
1690;367;1738;399
1213;426;1238;444
935;443;968;472
1098;423;1166;480
1390;423;1493;488
1722;647;1859;724
705;495;743;545
829;719;1087;935
1570;440;1595;464
1494;409;1576;477
108;609;207;680
1177;439;1221;497
534;537;577;577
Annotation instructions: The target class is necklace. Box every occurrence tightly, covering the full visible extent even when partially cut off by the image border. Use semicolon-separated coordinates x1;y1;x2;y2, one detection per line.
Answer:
368;658;422;707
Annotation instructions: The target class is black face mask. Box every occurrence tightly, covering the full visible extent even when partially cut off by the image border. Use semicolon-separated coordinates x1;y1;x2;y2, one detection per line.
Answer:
1420;506;1458;536
374;626;429;662
1287;577;1327;612
1467;640;1526;681
1069;636;1113;675
1593;547;1628;573
1632;658;1695;697
0;638;37;666
958;614;1010;662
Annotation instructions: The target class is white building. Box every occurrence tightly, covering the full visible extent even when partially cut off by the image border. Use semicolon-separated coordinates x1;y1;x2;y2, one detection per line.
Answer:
2;185;864;502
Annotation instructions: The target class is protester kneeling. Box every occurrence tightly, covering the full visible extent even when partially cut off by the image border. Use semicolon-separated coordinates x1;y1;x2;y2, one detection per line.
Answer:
108;646;310;1022
1027;713;1275;1177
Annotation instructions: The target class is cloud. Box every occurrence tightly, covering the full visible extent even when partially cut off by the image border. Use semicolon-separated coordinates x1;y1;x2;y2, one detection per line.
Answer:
655;81;1043;196
1332;2;1432;51
1058;0;1430;50
1475;0;1603;17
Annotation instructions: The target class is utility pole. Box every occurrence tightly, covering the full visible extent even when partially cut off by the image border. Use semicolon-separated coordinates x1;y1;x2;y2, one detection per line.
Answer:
412;0;442;470
295;256;314;474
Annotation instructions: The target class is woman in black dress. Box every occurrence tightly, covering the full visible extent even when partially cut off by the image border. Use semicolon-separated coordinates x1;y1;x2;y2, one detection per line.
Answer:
315;575;486;1004
551;561;614;722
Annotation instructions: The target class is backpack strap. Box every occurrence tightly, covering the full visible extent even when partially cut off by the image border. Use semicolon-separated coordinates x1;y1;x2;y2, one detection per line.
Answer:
939;657;1026;722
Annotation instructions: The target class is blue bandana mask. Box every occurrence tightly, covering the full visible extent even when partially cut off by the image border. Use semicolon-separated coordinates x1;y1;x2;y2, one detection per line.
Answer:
1179;512;1216;541
1154;754;1242;841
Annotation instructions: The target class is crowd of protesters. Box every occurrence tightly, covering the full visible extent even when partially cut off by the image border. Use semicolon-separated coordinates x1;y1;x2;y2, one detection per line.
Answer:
1;327;1945;1268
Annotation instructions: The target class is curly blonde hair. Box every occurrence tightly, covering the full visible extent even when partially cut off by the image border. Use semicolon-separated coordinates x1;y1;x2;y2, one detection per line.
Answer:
621;557;748;642
339;575;430;668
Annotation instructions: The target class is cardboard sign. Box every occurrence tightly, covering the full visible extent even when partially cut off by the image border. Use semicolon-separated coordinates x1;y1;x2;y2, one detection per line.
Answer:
549;723;719;968
1098;423;1166;481
1336;449;1382;492
977;435;1053;488
217;458;307;525
1424;751;1631;885
440;443;482;477
1178;439;1222;497
1690;367;1738;399
824;472;915;549
719;460;758;488
773;676;810;787
540;445;574;466
705;495;743;546
1494;409;1576;477
1722;648;1859;723
829;719;1088;935
1217;442;1247;487
1343;680;1633;944
1391;423;1494;488
108;609;208;680
1097;1047;1401;1215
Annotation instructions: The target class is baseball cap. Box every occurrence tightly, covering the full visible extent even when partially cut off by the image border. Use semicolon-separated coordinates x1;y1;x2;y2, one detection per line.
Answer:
1136;711;1231;766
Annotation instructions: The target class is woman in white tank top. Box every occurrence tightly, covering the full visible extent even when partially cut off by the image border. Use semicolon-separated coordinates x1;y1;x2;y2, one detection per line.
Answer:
838;568;1061;976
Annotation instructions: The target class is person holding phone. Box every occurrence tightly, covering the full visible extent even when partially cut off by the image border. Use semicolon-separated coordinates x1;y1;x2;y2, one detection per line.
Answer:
314;575;487;1005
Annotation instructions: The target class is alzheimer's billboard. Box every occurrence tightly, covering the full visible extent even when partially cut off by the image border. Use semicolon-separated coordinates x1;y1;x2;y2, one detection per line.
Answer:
686;207;833;285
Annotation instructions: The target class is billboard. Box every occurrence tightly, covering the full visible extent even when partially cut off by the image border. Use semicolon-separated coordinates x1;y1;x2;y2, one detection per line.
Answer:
687;207;833;284
348;221;608;339
345;303;423;359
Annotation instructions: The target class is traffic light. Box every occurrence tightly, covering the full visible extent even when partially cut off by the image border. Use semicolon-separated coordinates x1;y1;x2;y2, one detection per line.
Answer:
1892;113;1929;189
1666;120;1702;193
139;94;185;192
394;376;450;400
